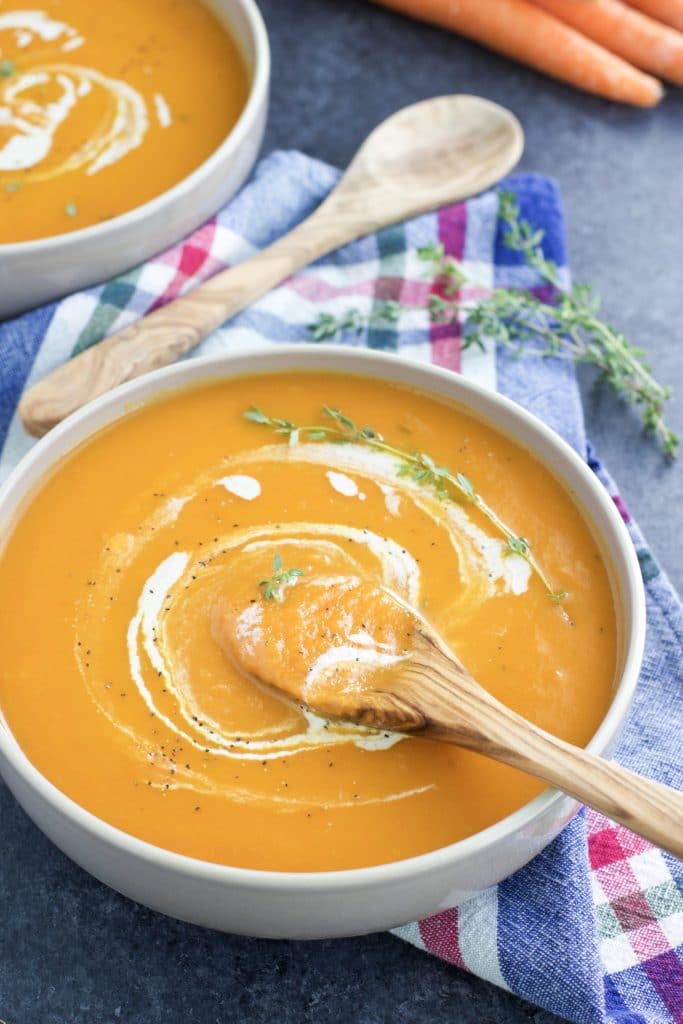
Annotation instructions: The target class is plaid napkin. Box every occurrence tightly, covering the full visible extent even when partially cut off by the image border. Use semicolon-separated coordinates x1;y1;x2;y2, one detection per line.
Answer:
0;152;681;1024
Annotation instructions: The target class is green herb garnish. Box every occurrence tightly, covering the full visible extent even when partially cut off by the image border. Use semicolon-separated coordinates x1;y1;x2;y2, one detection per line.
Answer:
244;405;566;607
259;552;305;602
65;201;78;217
308;191;677;457
506;535;530;558
309;302;402;342
0;59;16;78
4;180;23;193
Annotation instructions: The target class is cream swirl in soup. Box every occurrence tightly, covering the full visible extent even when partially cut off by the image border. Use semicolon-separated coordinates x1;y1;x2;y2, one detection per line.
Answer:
74;442;532;811
0;1;248;241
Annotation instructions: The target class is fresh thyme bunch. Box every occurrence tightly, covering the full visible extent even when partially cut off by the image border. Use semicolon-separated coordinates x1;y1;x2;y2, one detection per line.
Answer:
309;192;678;457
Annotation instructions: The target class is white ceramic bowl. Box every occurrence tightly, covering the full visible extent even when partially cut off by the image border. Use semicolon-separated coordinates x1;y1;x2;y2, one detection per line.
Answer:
0;0;270;321
0;346;646;938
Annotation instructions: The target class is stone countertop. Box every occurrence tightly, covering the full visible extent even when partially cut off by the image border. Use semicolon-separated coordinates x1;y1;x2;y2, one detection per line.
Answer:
1;2;681;1022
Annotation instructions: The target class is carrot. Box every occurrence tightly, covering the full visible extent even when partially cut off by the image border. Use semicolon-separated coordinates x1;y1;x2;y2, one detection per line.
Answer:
371;0;663;105
624;0;683;32
532;0;683;85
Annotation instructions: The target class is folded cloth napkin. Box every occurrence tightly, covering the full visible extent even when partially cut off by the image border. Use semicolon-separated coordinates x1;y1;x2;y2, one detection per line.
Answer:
0;152;681;1024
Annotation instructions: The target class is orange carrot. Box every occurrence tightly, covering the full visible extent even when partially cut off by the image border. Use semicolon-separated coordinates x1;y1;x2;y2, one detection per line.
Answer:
624;0;683;32
532;0;683;85
371;0;663;105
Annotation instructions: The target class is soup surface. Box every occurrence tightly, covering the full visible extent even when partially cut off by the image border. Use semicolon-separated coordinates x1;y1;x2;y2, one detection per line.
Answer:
0;0;248;242
0;373;618;871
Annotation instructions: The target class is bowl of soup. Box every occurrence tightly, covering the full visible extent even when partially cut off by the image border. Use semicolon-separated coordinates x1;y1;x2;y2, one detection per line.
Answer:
0;345;645;937
0;0;269;319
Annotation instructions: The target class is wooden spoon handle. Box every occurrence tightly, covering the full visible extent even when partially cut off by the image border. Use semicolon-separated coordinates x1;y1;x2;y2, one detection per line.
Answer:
18;207;361;438
396;640;683;858
468;709;683;859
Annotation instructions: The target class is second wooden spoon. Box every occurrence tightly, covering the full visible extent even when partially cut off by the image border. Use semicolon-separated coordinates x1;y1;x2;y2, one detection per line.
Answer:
19;94;523;437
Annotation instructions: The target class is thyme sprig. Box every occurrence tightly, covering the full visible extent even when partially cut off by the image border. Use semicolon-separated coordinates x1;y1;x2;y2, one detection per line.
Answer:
244;405;566;606
308;191;677;457
259;552;304;601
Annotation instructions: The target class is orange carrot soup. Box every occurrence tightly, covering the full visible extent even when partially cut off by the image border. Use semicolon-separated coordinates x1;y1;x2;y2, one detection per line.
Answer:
0;0;249;242
0;373;618;871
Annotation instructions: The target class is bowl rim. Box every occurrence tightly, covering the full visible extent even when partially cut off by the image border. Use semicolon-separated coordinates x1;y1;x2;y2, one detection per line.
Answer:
0;344;647;892
0;0;271;256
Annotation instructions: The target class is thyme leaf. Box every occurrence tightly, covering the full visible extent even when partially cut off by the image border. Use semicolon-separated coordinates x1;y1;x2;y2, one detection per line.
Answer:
259;552;304;602
506;535;530;558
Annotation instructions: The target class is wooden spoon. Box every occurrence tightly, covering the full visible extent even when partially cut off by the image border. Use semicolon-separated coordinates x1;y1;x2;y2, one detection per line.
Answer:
19;95;523;437
213;578;683;859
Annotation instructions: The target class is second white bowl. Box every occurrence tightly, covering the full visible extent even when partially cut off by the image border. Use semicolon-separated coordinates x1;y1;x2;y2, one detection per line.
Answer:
0;0;270;320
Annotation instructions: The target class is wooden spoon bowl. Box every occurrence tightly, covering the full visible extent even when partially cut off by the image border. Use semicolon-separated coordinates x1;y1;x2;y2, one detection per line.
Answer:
359;94;524;197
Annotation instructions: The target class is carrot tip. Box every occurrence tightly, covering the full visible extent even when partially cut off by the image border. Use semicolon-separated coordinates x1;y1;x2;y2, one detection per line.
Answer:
646;78;665;104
